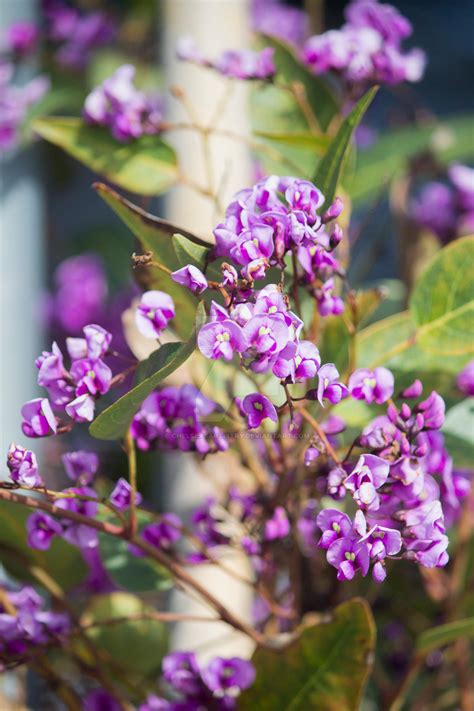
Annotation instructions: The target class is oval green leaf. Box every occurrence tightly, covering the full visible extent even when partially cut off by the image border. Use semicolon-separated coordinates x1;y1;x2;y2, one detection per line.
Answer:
33;117;178;196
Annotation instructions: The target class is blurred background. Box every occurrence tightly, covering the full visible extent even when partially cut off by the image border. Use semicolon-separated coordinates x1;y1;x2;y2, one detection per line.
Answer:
0;0;473;708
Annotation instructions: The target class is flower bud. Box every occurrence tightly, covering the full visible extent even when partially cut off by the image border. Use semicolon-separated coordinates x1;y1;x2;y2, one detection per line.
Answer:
322;197;344;223
329;224;343;250
387;403;399;423
401;379;423;398
400;403;411;420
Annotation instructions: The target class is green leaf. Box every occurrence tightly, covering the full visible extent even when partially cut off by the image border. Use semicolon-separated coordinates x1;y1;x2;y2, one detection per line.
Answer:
90;302;207;440
259;35;339;132
313;87;378;205
80;592;168;677
239;599;375;711
99;511;172;593
94;182;204;337
355;238;474;393
416;618;474;655
0;499;87;591
172;232;210;270
352;114;474;205
33;117;178;196
410;236;474;356
253;130;331;152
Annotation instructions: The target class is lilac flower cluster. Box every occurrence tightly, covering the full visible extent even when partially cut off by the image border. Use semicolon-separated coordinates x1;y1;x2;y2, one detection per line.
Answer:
0;60;49;152
410;164;474;243
302;0;426;89
140;651;255;710
176;36;276;80
316;384;454;582
84;64;164;142
0;586;70;665
43;0;115;70
131;384;229;454
209;176;344;317
21;324;113;435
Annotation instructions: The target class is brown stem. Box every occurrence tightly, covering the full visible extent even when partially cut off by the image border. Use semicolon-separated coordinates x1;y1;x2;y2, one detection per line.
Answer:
298;406;341;465
124;430;138;536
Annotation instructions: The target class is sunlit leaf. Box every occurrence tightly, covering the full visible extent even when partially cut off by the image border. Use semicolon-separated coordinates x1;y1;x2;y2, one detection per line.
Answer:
313;87;378;205
33;117;178;196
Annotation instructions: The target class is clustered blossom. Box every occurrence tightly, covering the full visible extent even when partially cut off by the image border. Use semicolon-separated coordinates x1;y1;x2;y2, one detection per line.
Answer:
0;586;70;664
84;64;164;142
207;175;345;318
0;60;49;152
1;21;39;56
410;164;474;243
315;385;456;582
131;384;229;454
302;0;426;90
43;0;115;70
177;36;276;80
138;651;255;710
21;323;114;435
6;444;42;487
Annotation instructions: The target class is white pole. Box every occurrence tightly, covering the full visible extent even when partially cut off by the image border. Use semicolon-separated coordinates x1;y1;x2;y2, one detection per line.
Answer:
0;0;44;458
160;0;254;660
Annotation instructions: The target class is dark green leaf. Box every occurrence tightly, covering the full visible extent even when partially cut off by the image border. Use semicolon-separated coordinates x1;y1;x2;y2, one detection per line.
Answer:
416;618;474;655
239;599;375;711
172;232;210;270
80;592;168;676
352;114;474;205
33;117;178;196
313;87;378;205
0;499;87;591
94;182;205;337
90;302;207;440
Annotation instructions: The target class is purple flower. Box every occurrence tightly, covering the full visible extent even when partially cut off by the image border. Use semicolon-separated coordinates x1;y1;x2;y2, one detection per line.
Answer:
401;379;423;399
7;443;42;487
315;278;344;317
179;39;276;80
162;651;203;696
242;393;277;429
55;487;99;548
304;446;320;466
141;514;182;550
198;320;247;360
171;265;208;294
313;363;348;406
251;0;309;47
202;656;256;694
21;398;57;438
316;509;352;549
70;358;112;397
52;255;107;334
243;314;290;356
84;689;123;711
26;512;62;550
326;536;370;581
264;506;290;540
62;450;99;484
457;360;474;396
135;291;176;338
322;197;344;223
349;367;394;404
417;391;445;430
345;454;390;511
66;393;96;422
109;478;142;511
83;324;112;359
5;21;39;55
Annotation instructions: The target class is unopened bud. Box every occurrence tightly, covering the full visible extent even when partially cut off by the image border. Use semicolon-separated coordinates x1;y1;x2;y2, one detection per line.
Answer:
322;197;344;223
387;404;399;423
401;379;423;399
329;224;343;250
400;403;411;420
